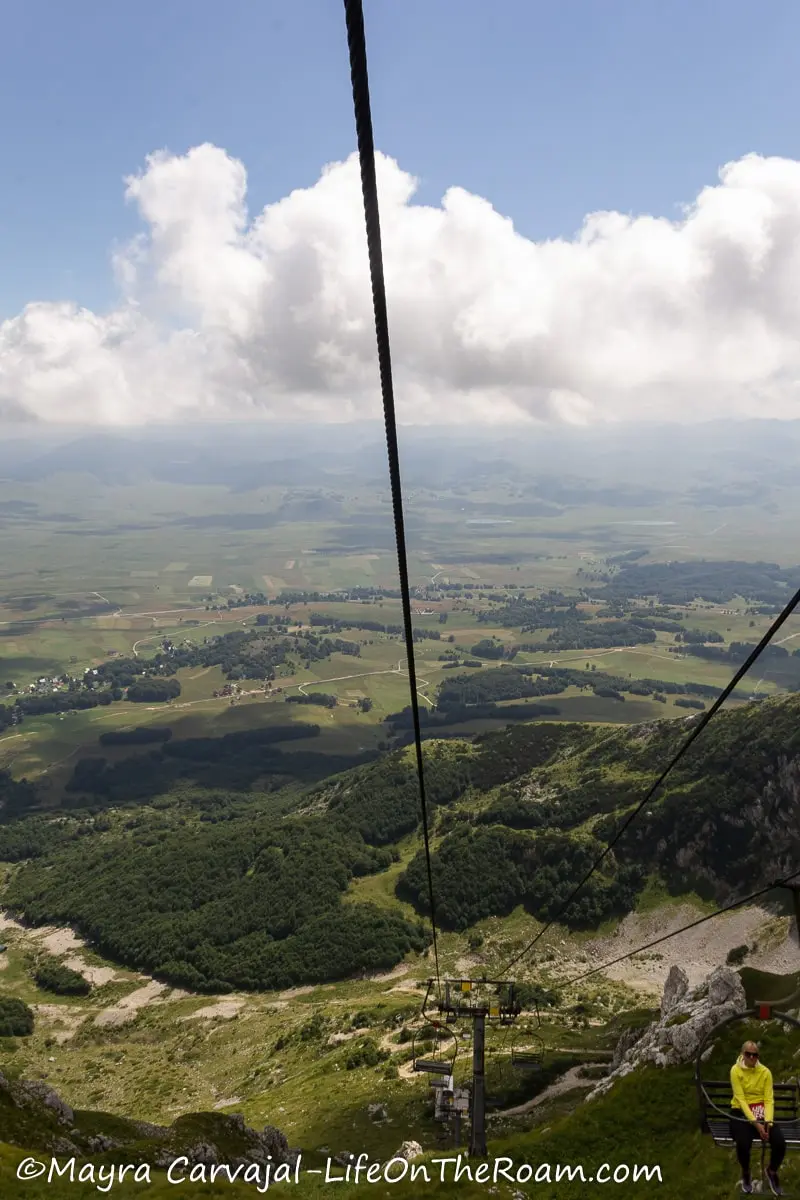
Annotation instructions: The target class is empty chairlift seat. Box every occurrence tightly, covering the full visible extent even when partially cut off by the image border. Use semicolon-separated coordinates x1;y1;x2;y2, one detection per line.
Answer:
412;1024;458;1077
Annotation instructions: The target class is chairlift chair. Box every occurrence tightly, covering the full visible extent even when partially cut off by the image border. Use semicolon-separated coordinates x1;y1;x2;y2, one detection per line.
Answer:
412;1023;458;1076
511;1031;546;1072
511;999;545;1071
695;1002;800;1193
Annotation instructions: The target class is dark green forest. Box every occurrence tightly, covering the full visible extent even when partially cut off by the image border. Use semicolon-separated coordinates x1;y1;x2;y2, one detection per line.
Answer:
1;688;799;991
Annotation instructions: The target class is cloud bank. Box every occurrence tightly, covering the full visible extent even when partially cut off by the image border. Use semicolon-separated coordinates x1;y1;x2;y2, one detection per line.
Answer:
3;145;800;426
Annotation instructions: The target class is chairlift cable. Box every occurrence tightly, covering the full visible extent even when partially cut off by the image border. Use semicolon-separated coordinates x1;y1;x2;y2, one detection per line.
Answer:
562;869;800;988
342;0;442;993
501;586;800;976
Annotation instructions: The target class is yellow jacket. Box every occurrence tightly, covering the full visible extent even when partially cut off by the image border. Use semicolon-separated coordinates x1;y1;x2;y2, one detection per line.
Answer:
730;1056;774;1123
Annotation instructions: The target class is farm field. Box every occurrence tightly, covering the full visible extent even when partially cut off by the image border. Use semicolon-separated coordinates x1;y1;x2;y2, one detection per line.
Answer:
2;432;800;785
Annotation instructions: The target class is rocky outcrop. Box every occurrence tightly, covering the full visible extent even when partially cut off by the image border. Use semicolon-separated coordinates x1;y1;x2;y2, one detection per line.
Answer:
588;964;747;1100
660;963;690;1016
393;1140;423;1161
11;1078;75;1125
0;1071;296;1167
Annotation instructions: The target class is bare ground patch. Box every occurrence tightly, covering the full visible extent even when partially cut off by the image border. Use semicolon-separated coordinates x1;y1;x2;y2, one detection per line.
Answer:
34;927;86;957
181;1000;246;1022
278;985;316;1000
62;956;120;987
94;981;167;1028
33;1004;87;1044
579;904;800;993
488;1066;589;1119
369;964;410;984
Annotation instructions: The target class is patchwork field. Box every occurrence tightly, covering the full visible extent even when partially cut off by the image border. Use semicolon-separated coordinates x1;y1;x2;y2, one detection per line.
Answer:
2;429;800;786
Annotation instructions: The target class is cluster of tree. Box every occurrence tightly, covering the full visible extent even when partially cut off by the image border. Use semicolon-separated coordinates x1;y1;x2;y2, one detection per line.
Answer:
435;662;722;710
302;636;361;660
398;826;645;929
276;587;403;604
253;613;291;629
675;628;724;643
0;812;93;861
127;678;181;703
10;690;113;718
437;666;567;708
91;626;364;691
345;1038;390;1070
514;982;562;1009
516;664;746;702
323;723;589;849
680;640;791;664
285;693;338;707
469;639;508;660
0;997;34;1037
476;773;641;833
4;811;426;992
478;596;590;633
0;769;39;822
224;590;269;609
308;615;393;633
384;701;560;734
520;619;656;652
33;958;91;996
317;746;475;845
625;616;684;633
595;694;800;900
91;656;163;689
603;559;800;606
7;673;795;992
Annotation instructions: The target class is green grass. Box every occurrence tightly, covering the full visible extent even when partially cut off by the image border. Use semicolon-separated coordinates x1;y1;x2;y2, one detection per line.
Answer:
633;875;719;916
2;1052;796;1199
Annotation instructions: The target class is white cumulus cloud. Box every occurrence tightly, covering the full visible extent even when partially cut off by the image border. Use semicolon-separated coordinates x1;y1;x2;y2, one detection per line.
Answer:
3;144;800;426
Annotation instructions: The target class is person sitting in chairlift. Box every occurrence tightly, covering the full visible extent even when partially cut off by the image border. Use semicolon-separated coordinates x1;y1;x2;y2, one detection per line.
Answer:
730;1041;786;1195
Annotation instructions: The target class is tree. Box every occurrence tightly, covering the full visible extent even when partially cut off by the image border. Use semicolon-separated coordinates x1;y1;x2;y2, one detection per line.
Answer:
357;697;373;713
0;997;34;1037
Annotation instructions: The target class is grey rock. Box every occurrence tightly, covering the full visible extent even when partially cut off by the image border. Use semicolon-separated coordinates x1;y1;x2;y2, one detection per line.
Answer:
393;1140;423;1161
51;1137;81;1155
184;1142;219;1166
661;965;689;1016
610;1024;646;1071
587;964;747;1101
14;1080;74;1125
708;966;746;1008
87;1134;122;1153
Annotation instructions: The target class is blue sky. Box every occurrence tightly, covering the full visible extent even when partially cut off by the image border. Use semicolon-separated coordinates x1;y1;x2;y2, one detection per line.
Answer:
2;0;800;320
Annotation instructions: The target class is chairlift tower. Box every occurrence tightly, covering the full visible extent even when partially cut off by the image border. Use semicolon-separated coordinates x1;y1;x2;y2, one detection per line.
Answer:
427;978;520;1157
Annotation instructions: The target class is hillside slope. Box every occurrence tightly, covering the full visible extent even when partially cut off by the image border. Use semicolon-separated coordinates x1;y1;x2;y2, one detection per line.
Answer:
1;695;798;992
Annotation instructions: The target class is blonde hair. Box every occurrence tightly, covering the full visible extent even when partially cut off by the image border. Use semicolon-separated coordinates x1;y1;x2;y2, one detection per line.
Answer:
741;1041;759;1055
